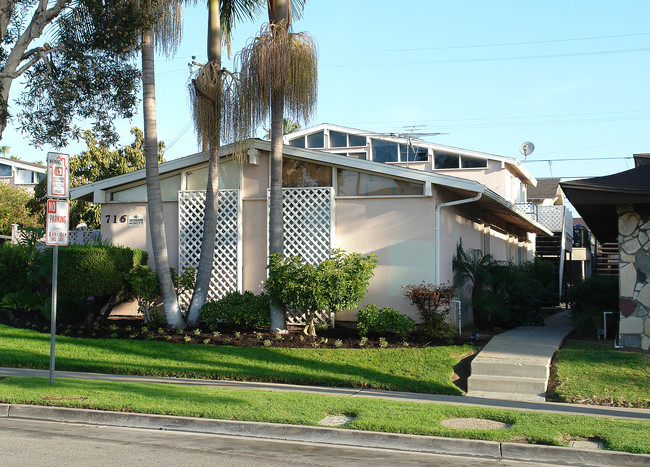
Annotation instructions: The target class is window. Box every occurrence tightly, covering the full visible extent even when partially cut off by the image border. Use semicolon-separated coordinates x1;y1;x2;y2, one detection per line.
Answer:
349;152;366;160
349;134;367;147
329;130;347;148
288;136;305;148
371;139;398;163
111;175;181;202
306;131;324;148
434;151;459;169
0;164;10;177
186;160;240;190
460;156;487;168
399;144;428;162
283;158;332;187
336;169;423;196
15;168;33;184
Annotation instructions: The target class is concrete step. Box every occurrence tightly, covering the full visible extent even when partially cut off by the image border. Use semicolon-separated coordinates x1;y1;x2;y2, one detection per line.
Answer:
467;374;548;397
464;390;547;403
470;359;549;379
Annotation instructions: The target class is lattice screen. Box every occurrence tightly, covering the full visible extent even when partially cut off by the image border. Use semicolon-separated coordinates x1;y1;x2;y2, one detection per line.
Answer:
269;187;334;325
178;190;239;311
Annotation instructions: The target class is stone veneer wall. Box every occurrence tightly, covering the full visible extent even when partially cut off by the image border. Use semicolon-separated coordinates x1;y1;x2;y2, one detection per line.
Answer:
618;204;650;350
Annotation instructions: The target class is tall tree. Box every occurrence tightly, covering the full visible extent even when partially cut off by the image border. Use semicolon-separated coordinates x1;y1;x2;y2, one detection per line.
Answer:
2;0;147;146
236;0;317;331
186;0;262;327
140;0;186;328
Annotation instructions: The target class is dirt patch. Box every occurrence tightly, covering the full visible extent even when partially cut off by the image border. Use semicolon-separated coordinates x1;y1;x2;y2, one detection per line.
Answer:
440;417;510;430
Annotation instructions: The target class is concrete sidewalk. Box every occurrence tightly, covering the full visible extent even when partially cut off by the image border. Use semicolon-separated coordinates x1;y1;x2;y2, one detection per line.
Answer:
467;310;574;402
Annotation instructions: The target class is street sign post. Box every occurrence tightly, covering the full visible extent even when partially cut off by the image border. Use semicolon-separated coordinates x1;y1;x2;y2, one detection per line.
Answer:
47;152;69;199
46;152;69;385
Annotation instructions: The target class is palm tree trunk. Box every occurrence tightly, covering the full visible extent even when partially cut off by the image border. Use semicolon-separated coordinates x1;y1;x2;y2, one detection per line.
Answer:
142;27;184;329
269;89;286;332
186;0;222;326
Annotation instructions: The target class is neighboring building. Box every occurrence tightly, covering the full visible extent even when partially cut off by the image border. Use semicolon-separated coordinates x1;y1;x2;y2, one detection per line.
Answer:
0;157;46;191
70;138;550;325
561;154;650;350
514;178;577;298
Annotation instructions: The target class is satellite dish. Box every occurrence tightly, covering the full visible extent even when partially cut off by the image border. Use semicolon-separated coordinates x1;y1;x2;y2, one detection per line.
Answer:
519;141;535;158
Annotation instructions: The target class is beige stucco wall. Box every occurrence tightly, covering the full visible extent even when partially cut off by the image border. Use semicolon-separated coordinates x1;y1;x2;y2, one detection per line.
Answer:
334;196;436;320
101;202;179;269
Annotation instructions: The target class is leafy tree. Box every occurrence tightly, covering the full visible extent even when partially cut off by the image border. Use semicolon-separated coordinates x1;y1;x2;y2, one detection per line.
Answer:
236;0;317;331
265;250;377;336
26;128;161;229
0;182;40;235
1;0;152;146
185;0;264;327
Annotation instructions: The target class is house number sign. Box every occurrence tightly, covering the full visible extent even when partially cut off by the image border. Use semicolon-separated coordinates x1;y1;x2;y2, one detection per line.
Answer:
105;213;144;228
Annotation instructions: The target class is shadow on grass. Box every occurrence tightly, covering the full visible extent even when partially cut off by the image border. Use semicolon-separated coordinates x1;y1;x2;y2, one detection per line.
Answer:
0;325;469;395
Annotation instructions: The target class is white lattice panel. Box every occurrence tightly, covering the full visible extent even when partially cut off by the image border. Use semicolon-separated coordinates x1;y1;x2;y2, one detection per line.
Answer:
269;187;334;325
178;190;239;311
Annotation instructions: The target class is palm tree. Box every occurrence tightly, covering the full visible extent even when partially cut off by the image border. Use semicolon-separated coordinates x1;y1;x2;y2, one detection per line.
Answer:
262;117;301;139
186;0;263;327
141;0;185;328
452;240;498;330
236;0;317;332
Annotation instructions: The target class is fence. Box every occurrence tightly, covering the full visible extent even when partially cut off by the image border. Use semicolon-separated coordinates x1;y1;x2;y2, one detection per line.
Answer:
10;224;102;245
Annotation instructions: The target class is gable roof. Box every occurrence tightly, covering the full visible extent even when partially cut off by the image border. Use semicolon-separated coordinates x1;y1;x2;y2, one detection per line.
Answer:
0;156;46;173
527;178;562;201
70;138;551;236
283;123;537;186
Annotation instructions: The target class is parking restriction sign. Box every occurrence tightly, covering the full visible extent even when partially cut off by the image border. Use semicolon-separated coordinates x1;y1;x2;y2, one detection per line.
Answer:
46;199;69;246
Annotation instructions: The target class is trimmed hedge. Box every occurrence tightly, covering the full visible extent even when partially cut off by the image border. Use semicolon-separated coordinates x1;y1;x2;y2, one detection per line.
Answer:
0;244;35;297
39;244;148;299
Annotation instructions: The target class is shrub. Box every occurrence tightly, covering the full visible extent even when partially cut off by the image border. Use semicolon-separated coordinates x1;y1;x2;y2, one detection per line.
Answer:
42;295;90;325
357;304;416;339
200;291;271;330
266;249;377;336
402;282;456;339
40;244;148;299
0;244;39;297
1;291;46;312
569;276;619;338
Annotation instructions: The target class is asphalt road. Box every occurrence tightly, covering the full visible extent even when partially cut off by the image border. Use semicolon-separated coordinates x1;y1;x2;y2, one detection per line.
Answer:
0;418;560;467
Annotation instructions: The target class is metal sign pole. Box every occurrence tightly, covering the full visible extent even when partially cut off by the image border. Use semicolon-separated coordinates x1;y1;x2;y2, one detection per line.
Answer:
49;245;58;385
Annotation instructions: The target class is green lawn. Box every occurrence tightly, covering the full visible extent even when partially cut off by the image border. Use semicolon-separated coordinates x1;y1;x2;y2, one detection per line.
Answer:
0;325;475;394
551;341;650;408
0;376;648;454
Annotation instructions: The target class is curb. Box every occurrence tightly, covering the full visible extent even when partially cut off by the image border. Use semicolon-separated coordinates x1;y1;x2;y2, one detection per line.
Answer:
3;403;649;466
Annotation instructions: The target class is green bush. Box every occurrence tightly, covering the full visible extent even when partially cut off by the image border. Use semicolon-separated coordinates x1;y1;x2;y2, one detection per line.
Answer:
401;282;456;339
42;295;90;325
200;291;270;330
357;304;416;339
39;244;148;299
0;244;38;297
569;276;619;337
1;290;46;312
266;249;378;336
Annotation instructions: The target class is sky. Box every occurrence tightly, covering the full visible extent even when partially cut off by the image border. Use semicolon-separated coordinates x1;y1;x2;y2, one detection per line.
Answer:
3;0;650;183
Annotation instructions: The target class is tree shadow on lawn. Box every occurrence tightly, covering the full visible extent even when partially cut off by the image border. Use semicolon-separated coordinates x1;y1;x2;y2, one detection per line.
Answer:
0;332;466;396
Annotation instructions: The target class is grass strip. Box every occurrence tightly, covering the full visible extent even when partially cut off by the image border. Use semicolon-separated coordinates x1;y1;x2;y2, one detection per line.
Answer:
552;341;650;408
0;376;648;454
0;325;474;394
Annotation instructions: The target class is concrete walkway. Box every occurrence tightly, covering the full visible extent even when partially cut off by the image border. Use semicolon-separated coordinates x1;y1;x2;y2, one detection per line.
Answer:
467;310;574;402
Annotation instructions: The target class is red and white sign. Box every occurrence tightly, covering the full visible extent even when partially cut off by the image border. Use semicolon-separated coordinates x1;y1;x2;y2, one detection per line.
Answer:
46;199;69;246
47;152;69;198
